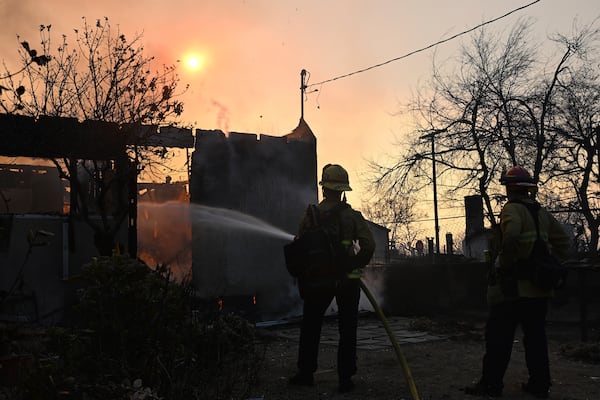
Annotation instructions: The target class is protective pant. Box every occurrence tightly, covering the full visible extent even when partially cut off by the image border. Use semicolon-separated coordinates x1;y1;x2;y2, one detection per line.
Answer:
481;297;550;392
297;278;360;380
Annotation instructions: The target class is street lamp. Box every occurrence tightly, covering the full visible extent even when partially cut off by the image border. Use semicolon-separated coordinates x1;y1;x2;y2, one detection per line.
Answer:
419;128;447;258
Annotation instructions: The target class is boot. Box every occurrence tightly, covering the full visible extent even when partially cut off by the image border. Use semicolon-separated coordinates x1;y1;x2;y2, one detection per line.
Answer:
522;382;549;399
464;380;503;397
338;377;355;393
289;371;314;386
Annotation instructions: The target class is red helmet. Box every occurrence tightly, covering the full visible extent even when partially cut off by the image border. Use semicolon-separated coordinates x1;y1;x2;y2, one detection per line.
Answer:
500;166;537;187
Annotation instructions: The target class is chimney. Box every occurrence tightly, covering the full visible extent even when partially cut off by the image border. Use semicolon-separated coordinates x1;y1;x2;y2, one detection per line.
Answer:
464;195;484;237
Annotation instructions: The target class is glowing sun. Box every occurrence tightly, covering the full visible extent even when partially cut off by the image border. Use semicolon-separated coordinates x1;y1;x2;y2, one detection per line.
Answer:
182;53;204;72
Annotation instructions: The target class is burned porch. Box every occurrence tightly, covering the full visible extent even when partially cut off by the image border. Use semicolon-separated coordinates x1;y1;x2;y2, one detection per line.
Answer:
0;113;193;322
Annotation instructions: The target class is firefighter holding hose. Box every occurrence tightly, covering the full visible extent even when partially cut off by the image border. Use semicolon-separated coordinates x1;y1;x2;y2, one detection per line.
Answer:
288;163;375;393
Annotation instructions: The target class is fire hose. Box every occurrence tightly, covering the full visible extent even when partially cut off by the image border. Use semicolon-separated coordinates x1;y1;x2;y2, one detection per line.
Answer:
359;279;420;400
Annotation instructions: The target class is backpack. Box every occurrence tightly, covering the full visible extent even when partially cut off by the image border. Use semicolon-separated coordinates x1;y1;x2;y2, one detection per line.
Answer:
511;200;568;290
283;203;349;280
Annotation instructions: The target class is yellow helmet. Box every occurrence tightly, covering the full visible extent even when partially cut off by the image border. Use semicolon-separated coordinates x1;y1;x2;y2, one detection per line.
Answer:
319;164;352;191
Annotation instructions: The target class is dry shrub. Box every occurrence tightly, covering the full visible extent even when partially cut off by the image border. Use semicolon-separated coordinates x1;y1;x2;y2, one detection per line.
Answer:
17;255;263;400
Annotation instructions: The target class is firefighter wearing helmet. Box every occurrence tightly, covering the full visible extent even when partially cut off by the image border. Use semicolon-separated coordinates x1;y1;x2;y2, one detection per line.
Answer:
319;163;353;192
499;165;538;189
466;166;571;398
289;163;375;393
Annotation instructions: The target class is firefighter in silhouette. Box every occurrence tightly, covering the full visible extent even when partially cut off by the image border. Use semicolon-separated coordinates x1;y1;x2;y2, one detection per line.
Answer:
289;163;375;393
465;166;571;399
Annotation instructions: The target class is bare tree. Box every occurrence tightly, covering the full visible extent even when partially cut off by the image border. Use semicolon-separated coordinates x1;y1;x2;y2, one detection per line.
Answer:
361;188;424;256
549;22;600;255
1;18;186;255
368;17;600;256
368;20;539;241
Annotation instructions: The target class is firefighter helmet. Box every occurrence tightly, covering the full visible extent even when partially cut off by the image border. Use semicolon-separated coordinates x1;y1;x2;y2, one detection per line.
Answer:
319;164;352;191
500;166;537;187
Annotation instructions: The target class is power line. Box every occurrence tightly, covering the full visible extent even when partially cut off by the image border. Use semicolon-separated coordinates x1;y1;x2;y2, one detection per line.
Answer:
306;0;542;89
402;208;600;225
413;215;465;223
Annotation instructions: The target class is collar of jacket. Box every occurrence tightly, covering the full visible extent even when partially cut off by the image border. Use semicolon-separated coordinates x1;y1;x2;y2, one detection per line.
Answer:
319;198;347;211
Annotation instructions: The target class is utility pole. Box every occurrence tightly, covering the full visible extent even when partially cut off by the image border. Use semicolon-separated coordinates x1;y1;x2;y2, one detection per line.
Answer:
419;128;447;259
300;69;307;120
596;125;600;184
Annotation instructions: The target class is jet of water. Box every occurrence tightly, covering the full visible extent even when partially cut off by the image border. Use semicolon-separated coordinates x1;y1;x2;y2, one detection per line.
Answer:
190;204;295;241
140;201;295;241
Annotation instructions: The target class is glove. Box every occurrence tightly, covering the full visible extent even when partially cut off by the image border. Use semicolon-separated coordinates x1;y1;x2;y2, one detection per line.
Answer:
351;239;361;256
494;257;501;269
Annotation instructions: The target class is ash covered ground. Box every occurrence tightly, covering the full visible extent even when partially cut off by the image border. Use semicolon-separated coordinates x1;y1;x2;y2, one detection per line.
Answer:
249;313;600;400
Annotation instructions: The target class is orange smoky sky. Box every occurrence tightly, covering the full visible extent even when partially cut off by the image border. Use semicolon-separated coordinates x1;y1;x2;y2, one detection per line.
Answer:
1;0;598;227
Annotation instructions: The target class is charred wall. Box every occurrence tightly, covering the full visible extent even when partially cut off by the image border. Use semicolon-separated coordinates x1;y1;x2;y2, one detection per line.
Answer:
189;121;317;320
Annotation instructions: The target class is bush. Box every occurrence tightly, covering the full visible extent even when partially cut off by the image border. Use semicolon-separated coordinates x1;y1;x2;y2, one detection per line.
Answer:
19;255;263;400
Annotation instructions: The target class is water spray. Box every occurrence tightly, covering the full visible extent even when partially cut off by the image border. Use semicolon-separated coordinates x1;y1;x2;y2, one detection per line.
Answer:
188;204;295;241
142;201;295;241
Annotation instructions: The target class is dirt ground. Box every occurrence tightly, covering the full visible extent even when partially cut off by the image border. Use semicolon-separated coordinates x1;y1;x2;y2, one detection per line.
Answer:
249;313;600;400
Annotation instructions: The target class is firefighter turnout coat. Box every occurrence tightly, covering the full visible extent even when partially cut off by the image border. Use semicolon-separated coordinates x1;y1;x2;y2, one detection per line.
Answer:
298;198;375;280
487;195;571;305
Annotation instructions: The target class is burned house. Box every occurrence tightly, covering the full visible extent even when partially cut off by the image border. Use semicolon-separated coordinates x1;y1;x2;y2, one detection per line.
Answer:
189;119;317;320
0;115;132;322
1;113;387;323
0;114;193;322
